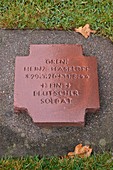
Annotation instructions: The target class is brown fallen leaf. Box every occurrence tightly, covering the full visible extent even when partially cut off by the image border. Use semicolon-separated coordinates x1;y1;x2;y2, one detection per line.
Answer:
68;144;92;158
75;144;92;158
67;152;75;158
74;144;83;155
75;24;96;38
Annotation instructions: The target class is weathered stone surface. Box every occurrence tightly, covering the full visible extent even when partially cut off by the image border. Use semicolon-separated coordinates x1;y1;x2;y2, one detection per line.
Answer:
14;44;99;126
0;30;113;157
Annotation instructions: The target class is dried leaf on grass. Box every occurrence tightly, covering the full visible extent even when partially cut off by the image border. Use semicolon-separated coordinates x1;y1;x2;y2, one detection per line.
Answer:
75;24;96;38
67;144;92;158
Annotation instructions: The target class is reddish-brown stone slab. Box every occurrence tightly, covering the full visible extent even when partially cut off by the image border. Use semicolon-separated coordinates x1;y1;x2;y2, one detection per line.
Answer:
14;44;100;126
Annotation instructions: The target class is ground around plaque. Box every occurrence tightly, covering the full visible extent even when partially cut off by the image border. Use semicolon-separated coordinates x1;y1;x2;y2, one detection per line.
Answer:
0;30;113;157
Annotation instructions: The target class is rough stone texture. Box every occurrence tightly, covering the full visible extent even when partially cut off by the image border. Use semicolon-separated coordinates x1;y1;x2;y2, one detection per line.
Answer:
0;30;113;157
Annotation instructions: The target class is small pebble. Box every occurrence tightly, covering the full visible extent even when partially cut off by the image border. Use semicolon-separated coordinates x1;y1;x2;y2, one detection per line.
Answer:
99;139;106;146
21;133;25;137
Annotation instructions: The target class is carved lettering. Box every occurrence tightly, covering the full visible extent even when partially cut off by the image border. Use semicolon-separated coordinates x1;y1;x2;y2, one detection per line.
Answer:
40;98;72;104
40;83;71;89
51;66;89;72
33;90;79;97
25;73;90;79
24;66;46;71
45;59;69;64
24;60;90;106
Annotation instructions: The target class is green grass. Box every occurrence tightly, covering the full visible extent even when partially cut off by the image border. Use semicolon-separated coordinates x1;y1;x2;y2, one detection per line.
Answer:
0;153;113;170
0;0;113;40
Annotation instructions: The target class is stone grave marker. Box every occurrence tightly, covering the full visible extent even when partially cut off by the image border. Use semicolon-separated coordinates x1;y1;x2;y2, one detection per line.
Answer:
14;44;100;126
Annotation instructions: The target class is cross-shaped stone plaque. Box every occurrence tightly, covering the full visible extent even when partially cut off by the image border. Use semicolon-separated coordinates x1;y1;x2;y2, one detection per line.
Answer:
14;44;100;126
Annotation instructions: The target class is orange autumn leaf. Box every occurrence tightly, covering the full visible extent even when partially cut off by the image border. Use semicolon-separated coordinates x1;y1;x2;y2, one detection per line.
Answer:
75;24;96;38
67;152;75;158
68;144;92;158
75;144;92;158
